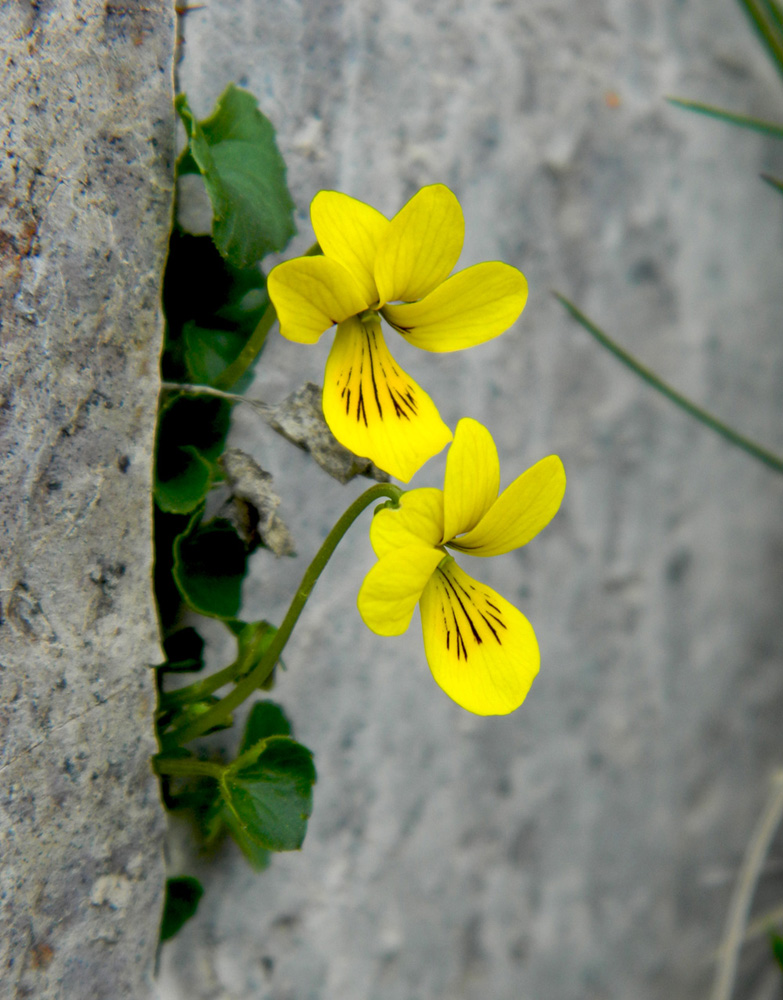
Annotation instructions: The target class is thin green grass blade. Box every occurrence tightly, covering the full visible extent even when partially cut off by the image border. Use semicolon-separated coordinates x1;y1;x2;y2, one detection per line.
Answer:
760;0;783;37
553;292;783;475
666;97;783;139
761;172;783;194
737;0;783;80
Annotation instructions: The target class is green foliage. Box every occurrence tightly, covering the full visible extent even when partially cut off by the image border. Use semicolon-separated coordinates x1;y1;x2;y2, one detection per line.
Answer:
154;83;312;909
159;627;206;674
160;876;204;942
204;797;272;871
172;511;248;620
163;704;314;867
155;393;232;516
175;85;296;268
162;230;269;389
183;324;247;387
220;736;316;852
155;444;212;515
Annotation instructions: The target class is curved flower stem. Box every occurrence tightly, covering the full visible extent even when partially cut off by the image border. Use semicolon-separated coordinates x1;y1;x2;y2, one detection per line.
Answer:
213;241;321;391
553;293;783;475
169;482;404;745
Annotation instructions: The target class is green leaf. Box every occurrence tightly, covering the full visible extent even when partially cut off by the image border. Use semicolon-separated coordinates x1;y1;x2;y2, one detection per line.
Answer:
159;876;204;942
220;737;316;852
176;146;199;177
155;444;212;514
159;626;205;673
159;392;233;463
155;391;231;516
175;86;296;268
162;230;270;381
208;800;271;871
183;322;253;391
172;511;248;619
198;761;271;870
155;391;233;513
240;701;292;753
666;96;783;140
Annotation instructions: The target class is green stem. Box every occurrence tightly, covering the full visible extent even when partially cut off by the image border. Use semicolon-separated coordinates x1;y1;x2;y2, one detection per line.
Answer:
212;241;321;391
169;482;404;745
159;658;246;709
153;757;224;780
553;292;783;475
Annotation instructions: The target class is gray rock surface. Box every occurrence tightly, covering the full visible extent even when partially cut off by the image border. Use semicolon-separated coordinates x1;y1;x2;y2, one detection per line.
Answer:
0;2;175;997
160;1;783;998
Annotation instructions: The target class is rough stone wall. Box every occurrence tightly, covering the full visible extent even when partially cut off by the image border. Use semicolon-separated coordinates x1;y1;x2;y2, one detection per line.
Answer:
0;3;175;998
160;2;783;999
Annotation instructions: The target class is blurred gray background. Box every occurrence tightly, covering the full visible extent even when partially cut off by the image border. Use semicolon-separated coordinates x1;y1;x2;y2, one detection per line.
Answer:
159;1;783;998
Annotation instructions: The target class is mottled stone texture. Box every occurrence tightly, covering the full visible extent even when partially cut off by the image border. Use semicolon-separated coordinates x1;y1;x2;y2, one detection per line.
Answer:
160;2;783;999
0;3;174;998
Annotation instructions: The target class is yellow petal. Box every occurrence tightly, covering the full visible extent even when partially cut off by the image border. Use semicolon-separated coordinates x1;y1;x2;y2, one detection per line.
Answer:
420;558;539;715
370;487;445;559
322;314;453;482
311;191;388;306
357;543;444;636
268;256;369;344
382;262;528;352
374;184;464;306
443;418;500;543
451;455;566;557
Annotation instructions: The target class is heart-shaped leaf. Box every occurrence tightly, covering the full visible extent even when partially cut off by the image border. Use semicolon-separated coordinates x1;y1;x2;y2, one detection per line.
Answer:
172;512;247;619
176;86;296;267
220;737;316;852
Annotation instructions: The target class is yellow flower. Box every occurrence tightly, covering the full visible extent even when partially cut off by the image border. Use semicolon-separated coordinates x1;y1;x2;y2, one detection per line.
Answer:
357;419;565;715
267;185;528;482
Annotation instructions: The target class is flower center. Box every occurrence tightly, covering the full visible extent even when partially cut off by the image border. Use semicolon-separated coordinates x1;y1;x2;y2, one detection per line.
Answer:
358;307;381;326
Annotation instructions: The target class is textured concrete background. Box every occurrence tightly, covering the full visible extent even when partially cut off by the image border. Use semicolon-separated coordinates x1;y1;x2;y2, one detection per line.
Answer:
0;2;174;997
161;1;783;998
